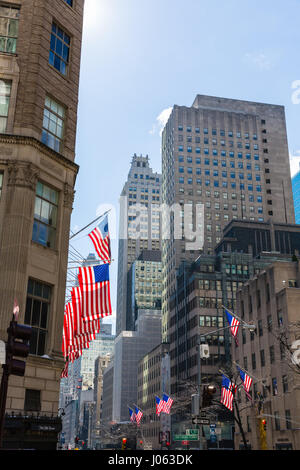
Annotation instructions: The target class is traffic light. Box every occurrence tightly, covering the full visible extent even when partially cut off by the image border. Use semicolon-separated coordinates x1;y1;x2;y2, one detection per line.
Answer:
202;385;216;408
6;320;32;376
122;438;127;450
262;419;267;431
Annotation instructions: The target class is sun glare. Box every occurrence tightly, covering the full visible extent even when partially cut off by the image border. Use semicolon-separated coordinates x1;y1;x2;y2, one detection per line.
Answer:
83;0;110;31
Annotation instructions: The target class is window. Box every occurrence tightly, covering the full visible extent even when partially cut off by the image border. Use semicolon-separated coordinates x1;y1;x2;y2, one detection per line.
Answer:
0;5;19;53
49;22;70;76
282;375;288;393
0;171;2;199
0;79;12;132
270;345;275;363
260;349;265;367
25;279;51;356
285;410;291;430
251;353;256;370
42;96;65;152
24;389;41;412
32;181;59;249
272;377;278;396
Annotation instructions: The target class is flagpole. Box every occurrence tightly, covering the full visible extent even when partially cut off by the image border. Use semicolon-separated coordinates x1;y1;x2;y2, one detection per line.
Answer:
232;361;268;386
222;305;256;328
69;209;111;240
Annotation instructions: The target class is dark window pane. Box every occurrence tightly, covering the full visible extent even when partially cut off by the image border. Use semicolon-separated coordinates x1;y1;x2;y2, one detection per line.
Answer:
34;282;42;298
38;330;46;356
40;302;48;329
24;389;41;412
27;279;34;295
29;328;38;355
25;297;32;324
42;285;50;300
32;299;41;326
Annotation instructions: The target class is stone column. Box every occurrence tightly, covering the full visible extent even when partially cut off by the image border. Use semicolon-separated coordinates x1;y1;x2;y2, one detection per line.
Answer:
0;160;39;338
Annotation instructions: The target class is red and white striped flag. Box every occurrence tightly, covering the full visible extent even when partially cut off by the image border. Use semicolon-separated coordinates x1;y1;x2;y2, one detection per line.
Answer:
61;362;69;378
88;215;111;263
77;264;112;322
220;387;234;411
135;406;143;426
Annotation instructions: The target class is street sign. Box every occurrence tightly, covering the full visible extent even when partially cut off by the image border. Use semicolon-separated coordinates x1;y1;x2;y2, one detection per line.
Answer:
186;429;199;436
173;434;199;441
192;417;210;425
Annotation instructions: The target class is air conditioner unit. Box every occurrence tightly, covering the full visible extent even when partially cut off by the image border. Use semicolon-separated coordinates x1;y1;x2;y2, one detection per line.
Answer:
200;344;210;359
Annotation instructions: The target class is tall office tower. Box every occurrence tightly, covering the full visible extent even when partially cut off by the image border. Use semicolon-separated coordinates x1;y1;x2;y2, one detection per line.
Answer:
292;168;300;223
0;0;84;449
116;154;161;335
128;250;162;330
161;95;295;342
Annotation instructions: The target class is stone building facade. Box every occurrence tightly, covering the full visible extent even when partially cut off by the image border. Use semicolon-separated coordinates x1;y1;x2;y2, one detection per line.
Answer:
0;0;84;448
233;260;300;450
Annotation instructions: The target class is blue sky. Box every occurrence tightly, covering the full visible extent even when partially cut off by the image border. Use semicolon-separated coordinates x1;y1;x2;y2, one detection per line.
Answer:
69;0;300;331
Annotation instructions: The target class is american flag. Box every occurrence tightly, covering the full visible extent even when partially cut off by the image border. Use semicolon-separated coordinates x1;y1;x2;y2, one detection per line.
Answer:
225;309;240;344
129;407;136;422
88;214;111;263
162;393;174;414
135;406;143;426
61;362;69;378
62;300;101;362
155;396;164;416
220;375;237;411
221;386;234;411
238;366;253;394
69;293;101;338
77;264;112;322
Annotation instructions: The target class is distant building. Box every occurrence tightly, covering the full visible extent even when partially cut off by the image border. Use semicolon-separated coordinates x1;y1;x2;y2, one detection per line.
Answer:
112;310;162;422
137;342;170;450
292;169;300;223
101;360;115;429
79;323;115;391
91;354;112;448
129;250;162;329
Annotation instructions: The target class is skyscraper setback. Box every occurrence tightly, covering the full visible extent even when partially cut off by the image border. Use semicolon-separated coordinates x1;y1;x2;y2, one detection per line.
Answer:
116;154;161;335
161;94;295;342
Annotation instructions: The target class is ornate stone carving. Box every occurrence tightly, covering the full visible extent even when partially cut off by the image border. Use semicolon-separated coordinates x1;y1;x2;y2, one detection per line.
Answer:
7;161;39;191
63;182;75;210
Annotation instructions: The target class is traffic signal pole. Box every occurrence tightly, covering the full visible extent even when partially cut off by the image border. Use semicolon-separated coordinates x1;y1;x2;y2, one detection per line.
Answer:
0;317;32;449
0;363;9;448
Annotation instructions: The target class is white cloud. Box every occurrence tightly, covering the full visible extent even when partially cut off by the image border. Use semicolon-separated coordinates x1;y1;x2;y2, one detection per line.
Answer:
149;106;173;136
289;152;300;177
243;52;273;71
102;310;116;335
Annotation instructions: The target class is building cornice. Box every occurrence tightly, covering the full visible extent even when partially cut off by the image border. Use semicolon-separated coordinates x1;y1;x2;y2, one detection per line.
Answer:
0;134;79;175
